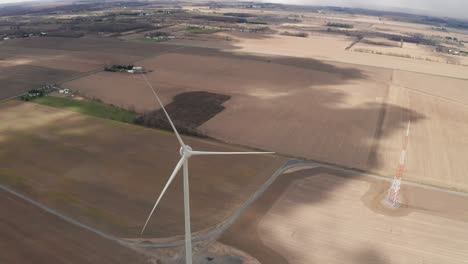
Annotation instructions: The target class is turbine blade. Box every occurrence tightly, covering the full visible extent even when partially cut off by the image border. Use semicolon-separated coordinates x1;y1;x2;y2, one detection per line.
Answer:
191;150;275;156
141;156;185;235
140;74;185;147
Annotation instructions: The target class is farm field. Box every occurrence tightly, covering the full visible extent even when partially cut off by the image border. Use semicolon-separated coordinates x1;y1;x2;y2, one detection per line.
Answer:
63;47;400;171
64;46;468;192
220;168;468;264
0;189;151;264
0;100;283;238
3;2;468;262
0;36;178;101
167;31;468;79
375;71;468;191
351;39;468;65
223;34;468;79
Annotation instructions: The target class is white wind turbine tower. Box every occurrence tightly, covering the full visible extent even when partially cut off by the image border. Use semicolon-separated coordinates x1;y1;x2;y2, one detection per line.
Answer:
139;75;274;264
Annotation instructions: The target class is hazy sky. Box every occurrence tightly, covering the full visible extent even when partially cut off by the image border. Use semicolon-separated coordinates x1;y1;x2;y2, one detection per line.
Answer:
261;0;468;19
0;0;466;20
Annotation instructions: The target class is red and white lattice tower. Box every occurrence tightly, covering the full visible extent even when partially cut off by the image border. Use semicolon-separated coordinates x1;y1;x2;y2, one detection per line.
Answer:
385;120;411;208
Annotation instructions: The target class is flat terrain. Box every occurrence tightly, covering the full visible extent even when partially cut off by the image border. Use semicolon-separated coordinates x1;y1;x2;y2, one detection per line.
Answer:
169;32;468;79
351;39;467;65
375;70;468;191
220;168;468;264
0;36;177;100
0;100;283;238
64;46;468;192
64;47;401;172
3;3;468;263
0;189;151;264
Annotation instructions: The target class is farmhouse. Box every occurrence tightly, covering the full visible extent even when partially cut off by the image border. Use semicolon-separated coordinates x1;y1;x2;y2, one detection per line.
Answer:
128;66;145;74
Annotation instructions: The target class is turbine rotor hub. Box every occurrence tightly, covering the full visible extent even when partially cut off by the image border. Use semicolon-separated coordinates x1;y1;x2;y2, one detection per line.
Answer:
180;145;193;157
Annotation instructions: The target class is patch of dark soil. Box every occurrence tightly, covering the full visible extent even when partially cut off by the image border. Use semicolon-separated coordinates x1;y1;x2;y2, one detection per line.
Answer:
135;91;230;137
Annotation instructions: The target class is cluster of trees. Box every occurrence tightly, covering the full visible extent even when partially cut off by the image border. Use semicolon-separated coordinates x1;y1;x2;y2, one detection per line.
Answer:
432;27;448;32
326;22;354;29
280;31;308;37
20;86;57;101
223;12;255;18
104;65;134;72
185;26;221;34
193;15;248;23
324;28;436;46
145;31;169;38
85;22;155;33
387;34;434;45
446;36;460;42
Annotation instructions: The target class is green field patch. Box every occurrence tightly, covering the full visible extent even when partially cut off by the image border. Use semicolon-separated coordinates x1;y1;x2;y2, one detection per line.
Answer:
32;96;137;124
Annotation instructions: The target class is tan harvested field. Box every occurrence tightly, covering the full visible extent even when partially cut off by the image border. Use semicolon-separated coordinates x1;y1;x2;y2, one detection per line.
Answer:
0;100;283;238
0;189;151;264
64;48;411;172
167;31;468;79
225;34;468;79
220;168;468;264
375;70;468;191
393;70;468;104
353;39;428;59
0;36;178;100
352;38;467;65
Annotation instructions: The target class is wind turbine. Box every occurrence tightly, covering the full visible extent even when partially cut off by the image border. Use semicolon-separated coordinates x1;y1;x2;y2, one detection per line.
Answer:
139;74;274;264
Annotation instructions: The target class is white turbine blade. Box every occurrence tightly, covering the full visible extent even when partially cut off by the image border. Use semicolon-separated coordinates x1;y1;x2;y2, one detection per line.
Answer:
141;156;185;235
191;150;274;156
140;73;185;147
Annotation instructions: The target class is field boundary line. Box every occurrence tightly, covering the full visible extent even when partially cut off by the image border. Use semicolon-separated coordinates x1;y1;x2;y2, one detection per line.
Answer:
0;184;121;243
395;83;468;107
0;92;27;104
303;161;468;198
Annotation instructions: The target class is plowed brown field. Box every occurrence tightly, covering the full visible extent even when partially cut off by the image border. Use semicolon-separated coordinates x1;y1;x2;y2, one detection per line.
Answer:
0;36;177;100
0;100;283;238
0;189;151;264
